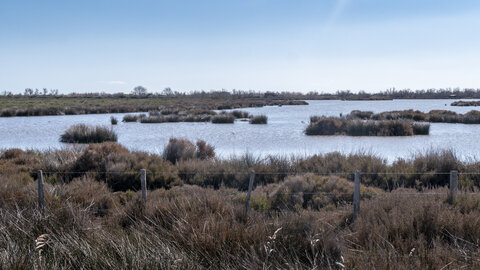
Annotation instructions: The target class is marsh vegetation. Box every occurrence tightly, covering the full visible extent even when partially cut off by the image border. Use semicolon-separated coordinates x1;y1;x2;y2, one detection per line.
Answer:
2;143;480;268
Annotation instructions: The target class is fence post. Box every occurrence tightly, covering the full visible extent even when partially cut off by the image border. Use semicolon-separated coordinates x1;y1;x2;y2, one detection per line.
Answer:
353;171;360;221
140;169;147;203
37;170;45;212
245;171;255;215
449;170;458;204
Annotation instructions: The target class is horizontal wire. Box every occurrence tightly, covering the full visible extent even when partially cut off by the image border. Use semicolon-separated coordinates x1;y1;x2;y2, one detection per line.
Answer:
30;171;480;175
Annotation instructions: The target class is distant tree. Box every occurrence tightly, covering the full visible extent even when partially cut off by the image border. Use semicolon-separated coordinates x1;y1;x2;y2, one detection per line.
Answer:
132;86;148;96
24;88;33;96
162;87;173;96
43;88;48;95
50;89;59;95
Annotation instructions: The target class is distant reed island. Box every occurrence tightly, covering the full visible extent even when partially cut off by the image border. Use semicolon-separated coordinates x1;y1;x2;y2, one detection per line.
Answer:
2;87;480;117
349;109;480;124
305;117;430;136
451;100;480;106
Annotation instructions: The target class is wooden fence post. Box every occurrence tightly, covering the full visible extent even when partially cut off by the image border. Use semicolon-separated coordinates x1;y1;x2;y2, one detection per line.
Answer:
245;171;255;215
449;170;458;204
37;170;45;212
353;171;360;221
140;169;147;203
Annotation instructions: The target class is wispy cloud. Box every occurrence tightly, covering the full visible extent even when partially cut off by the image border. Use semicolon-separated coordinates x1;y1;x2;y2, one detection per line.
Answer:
323;0;350;31
100;80;127;85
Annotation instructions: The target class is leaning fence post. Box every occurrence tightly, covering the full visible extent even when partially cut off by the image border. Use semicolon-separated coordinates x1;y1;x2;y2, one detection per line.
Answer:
353;171;360;221
245;171;255;215
140;169;147;203
448;170;458;204
37;170;45;212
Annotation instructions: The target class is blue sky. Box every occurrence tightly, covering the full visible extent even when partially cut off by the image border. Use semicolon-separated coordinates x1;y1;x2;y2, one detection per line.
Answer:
1;0;480;93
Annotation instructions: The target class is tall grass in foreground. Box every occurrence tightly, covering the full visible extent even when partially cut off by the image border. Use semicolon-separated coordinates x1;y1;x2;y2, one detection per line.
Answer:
60;124;117;143
2;171;480;269
249;115;268;124
306;117;430;136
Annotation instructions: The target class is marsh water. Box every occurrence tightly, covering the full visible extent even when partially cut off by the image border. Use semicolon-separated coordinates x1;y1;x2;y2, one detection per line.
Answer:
1;99;480;162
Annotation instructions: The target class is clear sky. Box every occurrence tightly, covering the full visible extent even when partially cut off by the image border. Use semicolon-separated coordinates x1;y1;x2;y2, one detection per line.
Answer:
1;0;480;93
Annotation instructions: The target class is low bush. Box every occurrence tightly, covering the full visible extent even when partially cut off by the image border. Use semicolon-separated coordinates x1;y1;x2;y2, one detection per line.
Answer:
122;114;146;122
60;124;117;143
249;115;268;124
231;110;250;118
110;116;118;125
71;143;180;191
163;138;197;164
196;140;215;160
211;114;235;124
163;138;216;164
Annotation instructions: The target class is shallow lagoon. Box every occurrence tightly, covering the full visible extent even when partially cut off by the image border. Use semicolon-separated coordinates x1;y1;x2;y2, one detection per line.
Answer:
1;99;480;162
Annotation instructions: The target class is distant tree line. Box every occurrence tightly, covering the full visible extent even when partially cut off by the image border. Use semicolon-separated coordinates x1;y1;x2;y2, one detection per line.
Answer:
3;86;480;100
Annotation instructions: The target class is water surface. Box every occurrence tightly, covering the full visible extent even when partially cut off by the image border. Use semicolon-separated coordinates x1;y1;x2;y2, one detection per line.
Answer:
1;99;479;162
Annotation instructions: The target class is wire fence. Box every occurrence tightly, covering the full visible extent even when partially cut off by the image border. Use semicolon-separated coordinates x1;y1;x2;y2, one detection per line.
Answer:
0;169;472;220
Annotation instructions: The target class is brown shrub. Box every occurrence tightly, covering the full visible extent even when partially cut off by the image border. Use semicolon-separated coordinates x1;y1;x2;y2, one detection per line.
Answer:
163;138;196;164
195;140;215;160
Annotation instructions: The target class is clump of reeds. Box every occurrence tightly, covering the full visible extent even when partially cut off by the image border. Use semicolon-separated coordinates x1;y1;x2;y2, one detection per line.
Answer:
305;117;429;136
349;110;374;119
412;123;430;135
140;115;181;123
110;116;118;125
249;115;268;124
139;114;212;123
122;114;146;122
211;114;235;124
60;124;118;143
231;110;250;118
